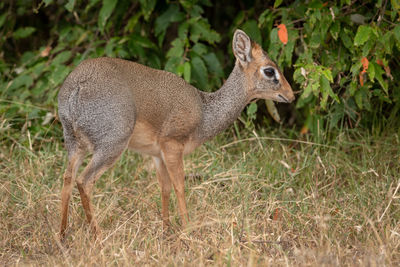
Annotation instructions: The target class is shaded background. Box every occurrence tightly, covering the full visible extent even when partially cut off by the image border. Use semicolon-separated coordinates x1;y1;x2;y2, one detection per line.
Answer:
1;0;399;146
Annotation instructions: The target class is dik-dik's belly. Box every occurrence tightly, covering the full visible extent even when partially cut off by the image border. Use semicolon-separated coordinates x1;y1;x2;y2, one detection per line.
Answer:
127;121;200;157
128;121;161;157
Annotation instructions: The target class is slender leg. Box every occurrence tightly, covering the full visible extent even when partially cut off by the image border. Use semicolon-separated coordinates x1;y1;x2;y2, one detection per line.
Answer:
76;147;126;238
153;157;172;227
160;140;189;227
60;150;84;239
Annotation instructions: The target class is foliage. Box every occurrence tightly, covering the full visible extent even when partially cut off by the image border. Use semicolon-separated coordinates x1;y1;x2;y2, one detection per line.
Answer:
0;0;399;145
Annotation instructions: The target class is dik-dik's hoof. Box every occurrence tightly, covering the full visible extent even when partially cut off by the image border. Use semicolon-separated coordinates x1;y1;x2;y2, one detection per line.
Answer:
59;230;67;243
185;173;202;180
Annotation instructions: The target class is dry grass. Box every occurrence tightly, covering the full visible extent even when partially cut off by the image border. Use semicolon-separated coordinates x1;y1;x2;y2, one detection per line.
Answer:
0;129;399;266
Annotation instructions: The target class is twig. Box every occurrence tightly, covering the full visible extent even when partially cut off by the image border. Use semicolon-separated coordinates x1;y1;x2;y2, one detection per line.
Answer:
0;99;50;110
220;136;336;149
377;0;388;26
43;210;72;266
378;178;400;222
100;210;139;244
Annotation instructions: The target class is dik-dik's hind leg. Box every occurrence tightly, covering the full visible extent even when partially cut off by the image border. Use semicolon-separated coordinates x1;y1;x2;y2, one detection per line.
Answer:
60;148;84;238
153;157;172;227
76;143;128;238
160;140;189;227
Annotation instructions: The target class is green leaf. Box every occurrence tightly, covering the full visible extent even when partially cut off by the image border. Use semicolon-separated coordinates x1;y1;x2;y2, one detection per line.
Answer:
178;21;189;39
51;51;72;66
13;27;36;39
139;0;156;21
242;20;262;44
374;64;388;94
309;32;321;48
176;64;184;76
309;0;324;9
130;34;157;50
392;0;400;10
183;62;191;83
368;61;376;81
380;32;393;54
154;5;184;44
43;0;53;6
340;30;352;50
0;13;7;29
105;38;118;57
273;0;283;8
8;74;34;91
354;90;364;109
330;21;340;40
349;80;357;96
284;39;295;66
311;80;320;96
258;9;273;28
191;57;207;90
85;0;101;13
21;51;36;66
124;13;141;33
164;57;180;73
192;43;208;56
354;25;372;46
247;102;258;117
321;68;333;83
268;28;279;61
302;83;314;99
190;18;221;44
166;38;185;58
321;75;339;103
65;0;75;12
362;39;374;56
296;89;314;109
394;24;400;43
30;62;48;78
98;0;117;32
49;65;70;86
202;52;224;78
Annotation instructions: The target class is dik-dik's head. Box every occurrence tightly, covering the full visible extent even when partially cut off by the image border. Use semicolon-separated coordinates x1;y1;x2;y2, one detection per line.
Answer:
232;29;295;103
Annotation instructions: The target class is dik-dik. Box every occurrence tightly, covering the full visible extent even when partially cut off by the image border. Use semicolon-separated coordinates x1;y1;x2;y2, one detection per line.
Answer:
58;29;294;238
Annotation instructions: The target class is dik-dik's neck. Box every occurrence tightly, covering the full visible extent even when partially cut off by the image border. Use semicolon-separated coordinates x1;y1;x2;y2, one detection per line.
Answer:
196;64;249;143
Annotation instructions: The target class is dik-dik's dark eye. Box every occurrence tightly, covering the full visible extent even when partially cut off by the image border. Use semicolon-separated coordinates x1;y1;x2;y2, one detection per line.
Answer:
263;67;275;78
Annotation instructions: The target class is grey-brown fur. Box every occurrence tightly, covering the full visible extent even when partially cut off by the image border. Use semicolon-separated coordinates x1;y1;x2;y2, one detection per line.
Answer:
58;29;295;238
196;65;248;142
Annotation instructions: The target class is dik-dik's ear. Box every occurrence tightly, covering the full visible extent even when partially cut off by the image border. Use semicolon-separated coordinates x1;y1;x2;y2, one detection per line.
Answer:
232;29;252;65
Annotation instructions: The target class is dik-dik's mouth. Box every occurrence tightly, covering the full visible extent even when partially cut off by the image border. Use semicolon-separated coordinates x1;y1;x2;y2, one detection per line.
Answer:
277;94;289;103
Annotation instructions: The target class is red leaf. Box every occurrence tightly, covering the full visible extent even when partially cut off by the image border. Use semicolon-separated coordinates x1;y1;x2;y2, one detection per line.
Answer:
300;125;308;135
277;24;288;45
384;65;392;79
361;57;369;72
376;59;392;80
40;46;51;57
359;71;365;86
272;208;280;221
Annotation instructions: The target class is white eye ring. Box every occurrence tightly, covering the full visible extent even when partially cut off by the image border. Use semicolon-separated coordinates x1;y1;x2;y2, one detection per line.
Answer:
261;67;280;81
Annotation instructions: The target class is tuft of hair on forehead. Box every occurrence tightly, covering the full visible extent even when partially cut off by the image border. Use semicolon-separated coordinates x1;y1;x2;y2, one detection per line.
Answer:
250;41;268;60
250;41;273;66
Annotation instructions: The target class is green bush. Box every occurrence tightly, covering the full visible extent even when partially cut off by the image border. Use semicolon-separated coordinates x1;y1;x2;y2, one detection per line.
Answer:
0;0;399;145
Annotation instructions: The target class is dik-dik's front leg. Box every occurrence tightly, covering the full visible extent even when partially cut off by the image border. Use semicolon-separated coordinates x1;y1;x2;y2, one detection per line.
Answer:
160;140;189;227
